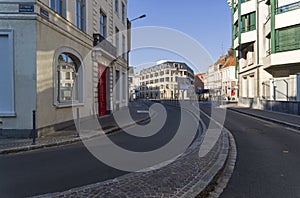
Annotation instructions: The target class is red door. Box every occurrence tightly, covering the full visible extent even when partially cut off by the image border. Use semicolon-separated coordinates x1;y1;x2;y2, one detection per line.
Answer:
98;64;107;116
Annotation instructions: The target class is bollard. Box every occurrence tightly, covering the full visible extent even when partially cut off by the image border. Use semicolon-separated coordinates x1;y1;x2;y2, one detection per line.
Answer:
32;110;36;145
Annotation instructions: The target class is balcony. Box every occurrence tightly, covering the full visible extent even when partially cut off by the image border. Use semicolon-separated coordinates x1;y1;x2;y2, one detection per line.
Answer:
240;0;256;15
93;34;117;58
239;52;255;68
264;48;300;77
275;8;300;29
275;42;300;53
241;29;256;44
275;1;300;15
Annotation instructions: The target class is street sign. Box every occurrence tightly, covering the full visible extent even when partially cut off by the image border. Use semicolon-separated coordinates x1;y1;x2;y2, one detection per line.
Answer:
40;8;49;20
19;4;34;13
177;77;191;90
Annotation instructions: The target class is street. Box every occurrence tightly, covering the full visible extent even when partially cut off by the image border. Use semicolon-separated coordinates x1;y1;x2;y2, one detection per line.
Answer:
198;103;300;198
0;101;199;198
1;102;300;197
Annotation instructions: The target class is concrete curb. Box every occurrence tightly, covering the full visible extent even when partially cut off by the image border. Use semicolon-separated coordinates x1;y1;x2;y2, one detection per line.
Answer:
155;101;232;198
0;116;150;155
228;107;300;131
206;131;237;198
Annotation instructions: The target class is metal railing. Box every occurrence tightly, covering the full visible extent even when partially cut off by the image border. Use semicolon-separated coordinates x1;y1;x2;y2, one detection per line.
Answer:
275;1;300;14
93;34;117;57
241;0;251;3
241;24;256;33
275;42;300;53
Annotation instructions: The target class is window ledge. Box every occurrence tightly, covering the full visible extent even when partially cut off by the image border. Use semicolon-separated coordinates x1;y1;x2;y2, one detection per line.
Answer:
0;112;16;117
55;103;84;109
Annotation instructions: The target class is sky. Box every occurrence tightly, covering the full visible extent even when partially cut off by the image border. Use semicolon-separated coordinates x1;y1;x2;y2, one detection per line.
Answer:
127;0;232;73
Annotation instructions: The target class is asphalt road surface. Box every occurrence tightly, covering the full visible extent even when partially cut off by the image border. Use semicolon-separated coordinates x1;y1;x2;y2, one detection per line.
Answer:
199;103;300;198
0;101;200;198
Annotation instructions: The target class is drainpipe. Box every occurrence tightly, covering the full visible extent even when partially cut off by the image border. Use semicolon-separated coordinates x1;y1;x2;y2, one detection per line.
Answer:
270;0;276;54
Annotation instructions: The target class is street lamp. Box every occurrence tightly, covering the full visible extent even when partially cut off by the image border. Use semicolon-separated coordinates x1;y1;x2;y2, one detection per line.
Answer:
130;14;146;22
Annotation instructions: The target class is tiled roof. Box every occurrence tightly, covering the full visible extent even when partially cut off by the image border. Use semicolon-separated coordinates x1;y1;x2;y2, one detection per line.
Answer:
221;56;235;68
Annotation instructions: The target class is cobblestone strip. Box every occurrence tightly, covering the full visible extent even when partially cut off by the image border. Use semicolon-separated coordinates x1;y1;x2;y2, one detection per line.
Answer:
34;105;231;198
206;131;237;198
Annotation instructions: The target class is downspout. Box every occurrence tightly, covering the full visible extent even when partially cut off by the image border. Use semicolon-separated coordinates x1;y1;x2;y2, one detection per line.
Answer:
238;0;242;99
256;0;260;101
270;0;276;54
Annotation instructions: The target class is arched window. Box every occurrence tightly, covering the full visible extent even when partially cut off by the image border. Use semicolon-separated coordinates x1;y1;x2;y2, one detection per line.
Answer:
56;53;82;104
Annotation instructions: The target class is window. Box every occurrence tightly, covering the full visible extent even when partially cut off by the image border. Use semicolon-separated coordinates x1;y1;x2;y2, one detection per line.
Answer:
121;2;125;23
116;70;120;100
0;31;14;116
122;35;126;59
76;0;86;32
57;53;82;103
65;72;71;80
242;76;247;97
275;24;300;52
50;0;66;18
100;10;107;38
115;0;119;13
115;27;119;55
248;75;255;98
241;12;256;33
122;72;126;100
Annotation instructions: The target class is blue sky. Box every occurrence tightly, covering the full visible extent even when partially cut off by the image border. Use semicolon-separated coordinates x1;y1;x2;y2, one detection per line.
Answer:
127;0;232;73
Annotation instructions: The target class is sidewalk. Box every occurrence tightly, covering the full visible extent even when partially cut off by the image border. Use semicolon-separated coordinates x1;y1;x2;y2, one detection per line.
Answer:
0;101;150;155
226;106;300;130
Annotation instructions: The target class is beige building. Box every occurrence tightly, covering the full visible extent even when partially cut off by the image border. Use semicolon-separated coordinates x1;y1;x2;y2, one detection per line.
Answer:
139;61;195;100
0;0;129;137
229;0;300;111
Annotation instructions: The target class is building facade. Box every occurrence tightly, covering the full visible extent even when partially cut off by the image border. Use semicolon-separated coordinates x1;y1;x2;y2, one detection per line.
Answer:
0;0;129;137
139;61;195;100
229;0;300;110
205;55;238;101
128;66;140;101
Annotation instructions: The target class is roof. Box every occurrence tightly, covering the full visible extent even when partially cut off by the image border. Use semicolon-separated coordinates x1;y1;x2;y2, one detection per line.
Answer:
221;56;235;69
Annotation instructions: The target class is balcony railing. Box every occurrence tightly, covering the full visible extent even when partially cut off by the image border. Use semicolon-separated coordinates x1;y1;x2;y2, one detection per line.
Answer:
275;42;300;53
93;34;117;57
241;24;256;33
241;0;251;3
275;1;300;14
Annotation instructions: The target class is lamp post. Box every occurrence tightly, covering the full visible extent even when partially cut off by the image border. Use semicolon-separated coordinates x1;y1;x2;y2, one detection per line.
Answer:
130;14;146;22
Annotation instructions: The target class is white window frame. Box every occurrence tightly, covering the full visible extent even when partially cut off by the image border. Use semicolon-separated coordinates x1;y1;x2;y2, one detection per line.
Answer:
100;10;107;38
53;47;84;108
121;2;125;23
49;0;67;18
76;0;86;32
115;0;119;14
0;30;15;117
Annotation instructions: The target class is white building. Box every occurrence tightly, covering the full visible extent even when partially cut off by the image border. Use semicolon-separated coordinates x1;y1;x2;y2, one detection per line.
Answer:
229;0;300;111
220;56;238;101
0;0;129;137
128;67;140;101
139;61;195;100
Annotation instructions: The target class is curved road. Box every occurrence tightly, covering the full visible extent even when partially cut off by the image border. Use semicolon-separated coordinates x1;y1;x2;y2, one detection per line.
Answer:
199;103;300;198
0;101;200;198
